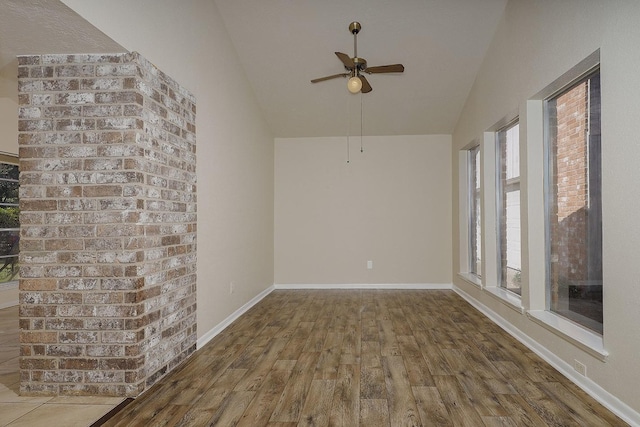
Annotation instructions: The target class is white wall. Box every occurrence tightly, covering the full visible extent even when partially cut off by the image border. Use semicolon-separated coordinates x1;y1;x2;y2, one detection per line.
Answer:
275;135;452;285
452;0;640;417
62;0;275;338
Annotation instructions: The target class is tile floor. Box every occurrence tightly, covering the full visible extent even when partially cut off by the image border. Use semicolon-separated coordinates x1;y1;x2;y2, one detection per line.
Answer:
0;305;121;427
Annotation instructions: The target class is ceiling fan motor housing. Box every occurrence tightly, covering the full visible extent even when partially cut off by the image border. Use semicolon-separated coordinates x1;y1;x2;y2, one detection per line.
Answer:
352;57;367;72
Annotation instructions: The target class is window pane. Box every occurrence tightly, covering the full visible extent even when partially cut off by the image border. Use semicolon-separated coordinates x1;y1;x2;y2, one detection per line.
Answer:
497;122;521;294
0;162;19;284
545;70;602;333
469;146;482;277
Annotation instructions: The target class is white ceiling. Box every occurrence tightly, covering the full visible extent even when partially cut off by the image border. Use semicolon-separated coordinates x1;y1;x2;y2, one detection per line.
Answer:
214;0;508;137
0;0;508;138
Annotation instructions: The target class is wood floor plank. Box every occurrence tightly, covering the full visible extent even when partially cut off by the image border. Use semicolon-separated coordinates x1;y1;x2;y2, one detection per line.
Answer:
538;381;618;427
412;386;452;426
378;319;400;356
234;338;289;391
382;355;421;426
297;379;335;427
397;335;435;386
360;399;390;427
236;363;294;427
493;362;583;427
208;390;256;426
481;416;518;426
329;364;360;427
302;317;331;353
494;393;554;427
314;331;344;380
433;375;486;427
360;341;386;400
278;321;315;360
269;352;320;423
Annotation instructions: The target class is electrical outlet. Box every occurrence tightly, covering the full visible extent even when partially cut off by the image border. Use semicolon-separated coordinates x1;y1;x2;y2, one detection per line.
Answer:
367;260;373;269
573;359;587;376
229;282;234;294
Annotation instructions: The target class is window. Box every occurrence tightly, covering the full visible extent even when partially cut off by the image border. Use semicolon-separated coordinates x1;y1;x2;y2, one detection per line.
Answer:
544;69;602;333
496;121;521;295
468;145;482;278
0;158;19;285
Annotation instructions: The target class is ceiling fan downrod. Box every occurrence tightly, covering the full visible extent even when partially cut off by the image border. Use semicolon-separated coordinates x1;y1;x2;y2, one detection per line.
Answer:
350;21;361;58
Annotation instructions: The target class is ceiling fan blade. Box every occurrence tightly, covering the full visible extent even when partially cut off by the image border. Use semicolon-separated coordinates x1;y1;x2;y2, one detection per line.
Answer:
365;64;405;74
310;73;349;83
360;75;372;93
335;52;355;69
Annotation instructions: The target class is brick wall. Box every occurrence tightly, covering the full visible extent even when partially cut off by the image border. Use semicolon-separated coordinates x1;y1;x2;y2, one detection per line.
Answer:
550;81;588;291
17;53;197;396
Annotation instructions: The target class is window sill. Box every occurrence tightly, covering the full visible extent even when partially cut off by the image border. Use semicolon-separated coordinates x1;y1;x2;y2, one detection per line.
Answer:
527;310;608;361
484;286;524;314
457;272;482;288
0;280;18;291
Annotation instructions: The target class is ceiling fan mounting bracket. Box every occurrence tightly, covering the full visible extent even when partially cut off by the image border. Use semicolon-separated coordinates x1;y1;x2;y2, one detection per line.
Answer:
349;21;361;35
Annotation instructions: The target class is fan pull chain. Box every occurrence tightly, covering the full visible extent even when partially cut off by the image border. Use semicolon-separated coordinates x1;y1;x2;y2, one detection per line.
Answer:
360;93;364;153
346;91;350;163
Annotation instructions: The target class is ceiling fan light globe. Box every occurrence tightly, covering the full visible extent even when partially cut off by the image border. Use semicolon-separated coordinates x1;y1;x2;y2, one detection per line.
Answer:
347;76;362;93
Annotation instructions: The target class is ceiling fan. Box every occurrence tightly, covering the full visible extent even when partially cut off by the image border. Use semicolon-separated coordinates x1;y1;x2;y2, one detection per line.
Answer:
311;21;405;94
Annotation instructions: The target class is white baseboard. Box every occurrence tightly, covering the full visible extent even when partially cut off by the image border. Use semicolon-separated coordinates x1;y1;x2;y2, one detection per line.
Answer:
453;285;640;427
273;283;453;290
197;285;275;349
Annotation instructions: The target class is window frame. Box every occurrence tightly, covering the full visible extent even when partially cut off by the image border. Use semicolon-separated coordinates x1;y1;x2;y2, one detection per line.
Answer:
543;67;602;334
526;50;606;360
0;153;20;289
495;119;521;295
468;144;482;279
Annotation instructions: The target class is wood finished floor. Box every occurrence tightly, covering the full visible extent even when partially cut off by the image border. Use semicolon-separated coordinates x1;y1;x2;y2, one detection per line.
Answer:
104;290;627;426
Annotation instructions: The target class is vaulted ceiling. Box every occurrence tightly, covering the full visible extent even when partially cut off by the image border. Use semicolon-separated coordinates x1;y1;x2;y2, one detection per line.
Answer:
214;0;507;137
0;0;508;138
0;0;123;101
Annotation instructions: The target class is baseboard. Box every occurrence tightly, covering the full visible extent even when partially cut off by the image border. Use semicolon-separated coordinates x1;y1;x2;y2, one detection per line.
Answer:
0;300;18;309
197;285;275;349
453;285;640;427
273;283;453;290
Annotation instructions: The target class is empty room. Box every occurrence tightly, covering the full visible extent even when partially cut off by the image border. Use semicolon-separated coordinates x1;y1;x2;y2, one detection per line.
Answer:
1;0;639;426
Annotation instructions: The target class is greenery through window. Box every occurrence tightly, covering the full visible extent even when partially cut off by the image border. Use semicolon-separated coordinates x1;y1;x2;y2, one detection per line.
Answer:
0;160;19;283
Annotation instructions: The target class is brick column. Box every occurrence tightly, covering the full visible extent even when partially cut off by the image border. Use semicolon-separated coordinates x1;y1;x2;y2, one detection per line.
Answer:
17;53;197;396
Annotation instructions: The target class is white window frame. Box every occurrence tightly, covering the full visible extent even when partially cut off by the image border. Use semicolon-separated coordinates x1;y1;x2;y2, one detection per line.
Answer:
496;120;521;295
479;115;524;313
458;141;482;287
526;50;607;360
0;153;19;290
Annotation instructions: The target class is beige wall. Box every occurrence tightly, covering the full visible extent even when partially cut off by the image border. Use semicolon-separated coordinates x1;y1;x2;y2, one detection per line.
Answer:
275;135;452;285
0;98;18;154
62;0;275;338
0;287;18;309
452;0;640;415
